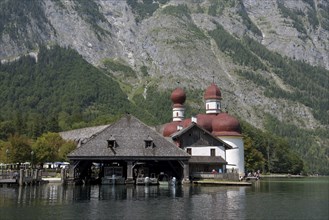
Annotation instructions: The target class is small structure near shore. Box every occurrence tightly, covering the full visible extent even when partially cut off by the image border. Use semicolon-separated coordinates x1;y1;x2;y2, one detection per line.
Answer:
66;115;191;185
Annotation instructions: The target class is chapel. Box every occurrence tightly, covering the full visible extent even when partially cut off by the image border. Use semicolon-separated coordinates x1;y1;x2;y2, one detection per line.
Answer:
162;83;245;176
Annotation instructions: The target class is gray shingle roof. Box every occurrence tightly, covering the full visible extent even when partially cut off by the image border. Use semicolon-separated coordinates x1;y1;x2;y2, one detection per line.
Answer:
68;114;190;160
59;125;109;142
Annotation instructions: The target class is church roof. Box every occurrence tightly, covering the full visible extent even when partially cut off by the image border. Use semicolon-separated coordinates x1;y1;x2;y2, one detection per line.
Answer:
68;114;190;160
204;83;221;100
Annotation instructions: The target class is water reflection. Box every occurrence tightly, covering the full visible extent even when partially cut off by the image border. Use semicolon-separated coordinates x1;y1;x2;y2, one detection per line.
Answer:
2;179;326;220
98;184;180;200
0;184;247;219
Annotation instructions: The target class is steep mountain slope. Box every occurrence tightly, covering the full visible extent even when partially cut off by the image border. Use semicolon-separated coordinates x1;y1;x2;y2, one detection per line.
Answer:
0;0;328;173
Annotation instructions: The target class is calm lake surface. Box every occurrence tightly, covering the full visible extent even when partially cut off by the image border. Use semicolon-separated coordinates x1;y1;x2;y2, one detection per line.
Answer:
0;177;328;220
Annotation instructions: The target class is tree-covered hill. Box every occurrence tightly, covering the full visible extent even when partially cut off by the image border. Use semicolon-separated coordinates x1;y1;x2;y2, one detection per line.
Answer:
0;46;137;136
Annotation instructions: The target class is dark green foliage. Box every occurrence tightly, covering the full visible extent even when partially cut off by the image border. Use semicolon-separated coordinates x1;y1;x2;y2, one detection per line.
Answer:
241;120;304;174
0;45;132;134
307;8;319;29
0;0;51;45
140;66;148;76
244;136;265;173
300;0;319;29
208;0;225;16
73;0;107;23
242;36;329;125
237;70;270;87
132;86;172;125
103;59;136;77
7;134;32;164
73;0;109;37
264;114;328;175
277;1;308;34
237;0;262;36
209;24;266;70
127;0;163;22
302;0;316;10
0;121;15;140
160;5;207;40
318;3;329;31
161;4;191;19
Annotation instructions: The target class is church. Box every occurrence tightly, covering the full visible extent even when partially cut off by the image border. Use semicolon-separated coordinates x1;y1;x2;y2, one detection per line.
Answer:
160;83;244;177
62;83;245;184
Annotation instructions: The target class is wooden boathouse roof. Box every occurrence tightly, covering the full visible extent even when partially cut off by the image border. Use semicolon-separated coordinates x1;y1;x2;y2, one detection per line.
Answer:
59;125;109;142
67;114;190;160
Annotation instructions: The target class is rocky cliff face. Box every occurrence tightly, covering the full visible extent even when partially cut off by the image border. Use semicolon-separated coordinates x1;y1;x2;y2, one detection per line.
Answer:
0;0;328;132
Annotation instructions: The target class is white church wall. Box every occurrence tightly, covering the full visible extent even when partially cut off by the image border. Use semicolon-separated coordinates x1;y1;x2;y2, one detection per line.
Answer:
185;146;226;158
219;136;245;176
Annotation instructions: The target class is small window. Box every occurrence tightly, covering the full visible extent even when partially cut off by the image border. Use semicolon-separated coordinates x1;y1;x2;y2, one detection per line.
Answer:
187;148;192;155
145;141;153;148
145;136;153;148
107;136;116;148
211;148;215;156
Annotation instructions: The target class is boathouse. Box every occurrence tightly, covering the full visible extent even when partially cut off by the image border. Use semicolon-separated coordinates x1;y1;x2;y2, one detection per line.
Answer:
66;114;191;184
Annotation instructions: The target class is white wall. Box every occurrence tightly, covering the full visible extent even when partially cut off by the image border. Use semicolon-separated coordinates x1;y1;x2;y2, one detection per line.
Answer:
219;136;244;176
205;99;221;114
185;145;226;158
172;107;185;121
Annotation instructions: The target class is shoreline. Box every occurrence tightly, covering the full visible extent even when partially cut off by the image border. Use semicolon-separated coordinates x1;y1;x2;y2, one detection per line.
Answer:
260;174;327;178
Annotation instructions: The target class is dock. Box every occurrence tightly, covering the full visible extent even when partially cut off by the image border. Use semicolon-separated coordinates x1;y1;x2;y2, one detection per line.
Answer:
0;169;68;186
192;180;252;186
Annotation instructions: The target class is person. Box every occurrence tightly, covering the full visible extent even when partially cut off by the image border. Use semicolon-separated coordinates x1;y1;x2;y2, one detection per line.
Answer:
211;169;218;174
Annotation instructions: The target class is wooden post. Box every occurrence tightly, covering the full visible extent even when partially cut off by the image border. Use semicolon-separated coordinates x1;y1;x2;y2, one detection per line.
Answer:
61;169;66;185
181;160;190;184
125;161;134;184
19;169;24;186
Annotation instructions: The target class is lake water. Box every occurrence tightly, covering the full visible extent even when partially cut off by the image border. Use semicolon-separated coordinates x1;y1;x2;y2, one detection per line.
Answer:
0;177;328;220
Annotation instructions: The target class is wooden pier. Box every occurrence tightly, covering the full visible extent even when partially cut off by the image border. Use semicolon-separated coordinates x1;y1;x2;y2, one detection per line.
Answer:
0;169;68;186
192;180;252;186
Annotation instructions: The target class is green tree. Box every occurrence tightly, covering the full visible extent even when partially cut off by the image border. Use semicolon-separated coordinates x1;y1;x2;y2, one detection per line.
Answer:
32;132;64;163
7;134;32;163
244;135;265;172
0;121;15;140
58;141;76;161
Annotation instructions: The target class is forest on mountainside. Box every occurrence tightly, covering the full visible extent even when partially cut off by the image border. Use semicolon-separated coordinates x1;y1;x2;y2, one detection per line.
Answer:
208;24;329;174
0;46;132;134
209;24;329;126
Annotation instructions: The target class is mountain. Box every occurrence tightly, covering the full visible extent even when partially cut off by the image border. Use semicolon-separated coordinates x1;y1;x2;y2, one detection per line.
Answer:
0;0;328;174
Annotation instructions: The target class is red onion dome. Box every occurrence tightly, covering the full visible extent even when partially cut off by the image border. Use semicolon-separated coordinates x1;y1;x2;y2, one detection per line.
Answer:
196;114;216;132
171;87;186;105
212;112;242;136
204;83;221;100
182;118;192;128
163;121;182;137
